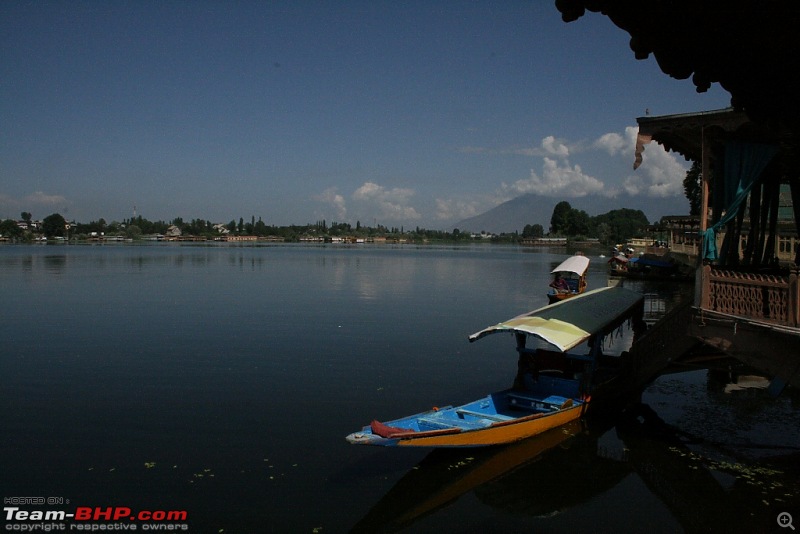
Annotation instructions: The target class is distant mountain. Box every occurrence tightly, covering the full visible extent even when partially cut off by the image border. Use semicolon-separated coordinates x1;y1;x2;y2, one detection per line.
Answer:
454;193;673;234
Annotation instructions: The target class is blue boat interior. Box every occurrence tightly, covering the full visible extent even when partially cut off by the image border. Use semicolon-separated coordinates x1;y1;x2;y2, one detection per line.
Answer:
389;376;583;433
369;347;588;435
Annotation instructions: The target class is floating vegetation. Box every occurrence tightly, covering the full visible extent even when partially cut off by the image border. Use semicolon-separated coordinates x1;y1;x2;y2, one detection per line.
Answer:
666;446;797;507
189;468;215;483
447;457;475;471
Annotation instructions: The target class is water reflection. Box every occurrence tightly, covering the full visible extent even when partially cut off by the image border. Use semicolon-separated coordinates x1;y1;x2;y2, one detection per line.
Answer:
349;420;589;532
43;254;67;273
2;244;797;531
350;395;799;533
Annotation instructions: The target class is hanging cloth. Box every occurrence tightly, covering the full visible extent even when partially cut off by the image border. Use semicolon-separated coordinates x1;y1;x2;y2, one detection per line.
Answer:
702;141;778;261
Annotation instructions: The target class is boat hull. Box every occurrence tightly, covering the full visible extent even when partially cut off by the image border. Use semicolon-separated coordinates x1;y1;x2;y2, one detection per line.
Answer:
547;290;582;304
346;401;584;448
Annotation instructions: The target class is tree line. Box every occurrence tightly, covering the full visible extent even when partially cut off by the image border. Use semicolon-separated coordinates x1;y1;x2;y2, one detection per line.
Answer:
2;203;654;245
520;201;652;246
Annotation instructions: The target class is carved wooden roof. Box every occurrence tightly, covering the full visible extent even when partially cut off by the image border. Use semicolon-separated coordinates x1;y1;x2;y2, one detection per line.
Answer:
555;1;800;135
633;107;772;168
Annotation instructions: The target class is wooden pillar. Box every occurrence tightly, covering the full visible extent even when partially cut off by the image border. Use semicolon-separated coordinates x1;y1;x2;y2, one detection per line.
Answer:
696;127;711;308
790;268;799;327
700;126;710;238
699;264;711;310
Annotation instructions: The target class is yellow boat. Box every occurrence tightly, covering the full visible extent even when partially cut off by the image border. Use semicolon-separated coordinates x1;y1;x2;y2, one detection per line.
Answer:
345;286;644;447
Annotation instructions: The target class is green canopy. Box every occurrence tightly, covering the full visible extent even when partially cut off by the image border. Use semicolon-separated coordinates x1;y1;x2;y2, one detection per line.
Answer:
469;286;644;352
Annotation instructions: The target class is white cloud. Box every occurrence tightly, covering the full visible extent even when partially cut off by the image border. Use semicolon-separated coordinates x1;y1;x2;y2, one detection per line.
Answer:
313;187;347;220
593;132;627;156
502;127;689;199
620;126;689;197
26;191;67;205
352;182;421;221
434;197;482;221
0;194;19;210
0;191;70;219
541;135;570;158
503;157;606;198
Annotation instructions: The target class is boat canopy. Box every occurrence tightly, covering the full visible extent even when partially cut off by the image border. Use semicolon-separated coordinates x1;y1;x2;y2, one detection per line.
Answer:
469;287;644;352
550;255;590;276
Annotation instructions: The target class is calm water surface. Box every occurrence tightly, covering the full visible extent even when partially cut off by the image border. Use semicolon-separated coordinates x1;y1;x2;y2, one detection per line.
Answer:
2;243;798;533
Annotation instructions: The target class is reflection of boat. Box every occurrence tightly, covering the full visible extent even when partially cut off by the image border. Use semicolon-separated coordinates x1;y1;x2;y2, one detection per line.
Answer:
345;287;644;448
350;397;800;532
349;416;636;532
349;421;587;532
547;254;590;303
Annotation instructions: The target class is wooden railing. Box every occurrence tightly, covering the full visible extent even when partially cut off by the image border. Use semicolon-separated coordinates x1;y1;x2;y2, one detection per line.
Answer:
699;265;799;327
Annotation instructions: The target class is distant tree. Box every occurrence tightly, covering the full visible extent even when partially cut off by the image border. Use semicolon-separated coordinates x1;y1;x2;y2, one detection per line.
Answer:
254;218;267;236
21;212;32;224
521;224;544;238
550;201;572;234
126;225;142;239
1;219;23;239
238;217;244;234
42;213;67;238
596;222;612;244
566;209;591;236
683;160;702;216
592;209;649;244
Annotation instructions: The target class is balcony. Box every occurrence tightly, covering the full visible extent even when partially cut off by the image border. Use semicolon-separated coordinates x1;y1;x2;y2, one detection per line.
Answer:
698;265;799;328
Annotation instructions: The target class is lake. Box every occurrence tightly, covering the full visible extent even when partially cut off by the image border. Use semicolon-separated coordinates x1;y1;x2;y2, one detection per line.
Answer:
2;243;798;533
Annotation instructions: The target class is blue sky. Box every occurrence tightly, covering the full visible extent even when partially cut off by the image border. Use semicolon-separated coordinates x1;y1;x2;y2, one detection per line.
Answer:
1;1;731;229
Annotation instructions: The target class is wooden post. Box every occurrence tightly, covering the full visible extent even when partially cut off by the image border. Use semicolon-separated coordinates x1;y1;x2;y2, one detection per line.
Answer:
790;268;799;327
700;126;710;239
698;264;711;310
695;126;711;309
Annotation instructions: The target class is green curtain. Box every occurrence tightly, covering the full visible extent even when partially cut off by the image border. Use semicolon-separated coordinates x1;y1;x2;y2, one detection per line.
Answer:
702;141;778;261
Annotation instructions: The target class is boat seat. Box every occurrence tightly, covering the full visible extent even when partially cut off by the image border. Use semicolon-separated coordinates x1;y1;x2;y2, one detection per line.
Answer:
566;279;578;291
455;409;513;422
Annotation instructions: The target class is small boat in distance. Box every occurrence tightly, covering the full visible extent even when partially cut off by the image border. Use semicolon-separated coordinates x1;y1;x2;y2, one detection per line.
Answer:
345;287;644;448
547;253;590;304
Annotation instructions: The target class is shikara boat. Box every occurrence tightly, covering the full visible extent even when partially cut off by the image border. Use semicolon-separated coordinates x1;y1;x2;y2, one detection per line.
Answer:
345;286;644;448
547;254;590;303
607;253;630;276
609;254;692;282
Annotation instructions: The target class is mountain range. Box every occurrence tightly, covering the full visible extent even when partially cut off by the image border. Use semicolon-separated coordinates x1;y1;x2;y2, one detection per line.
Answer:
454;193;688;234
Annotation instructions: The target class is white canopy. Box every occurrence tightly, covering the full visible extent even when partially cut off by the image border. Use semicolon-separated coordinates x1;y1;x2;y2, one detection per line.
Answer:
550;255;590;276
